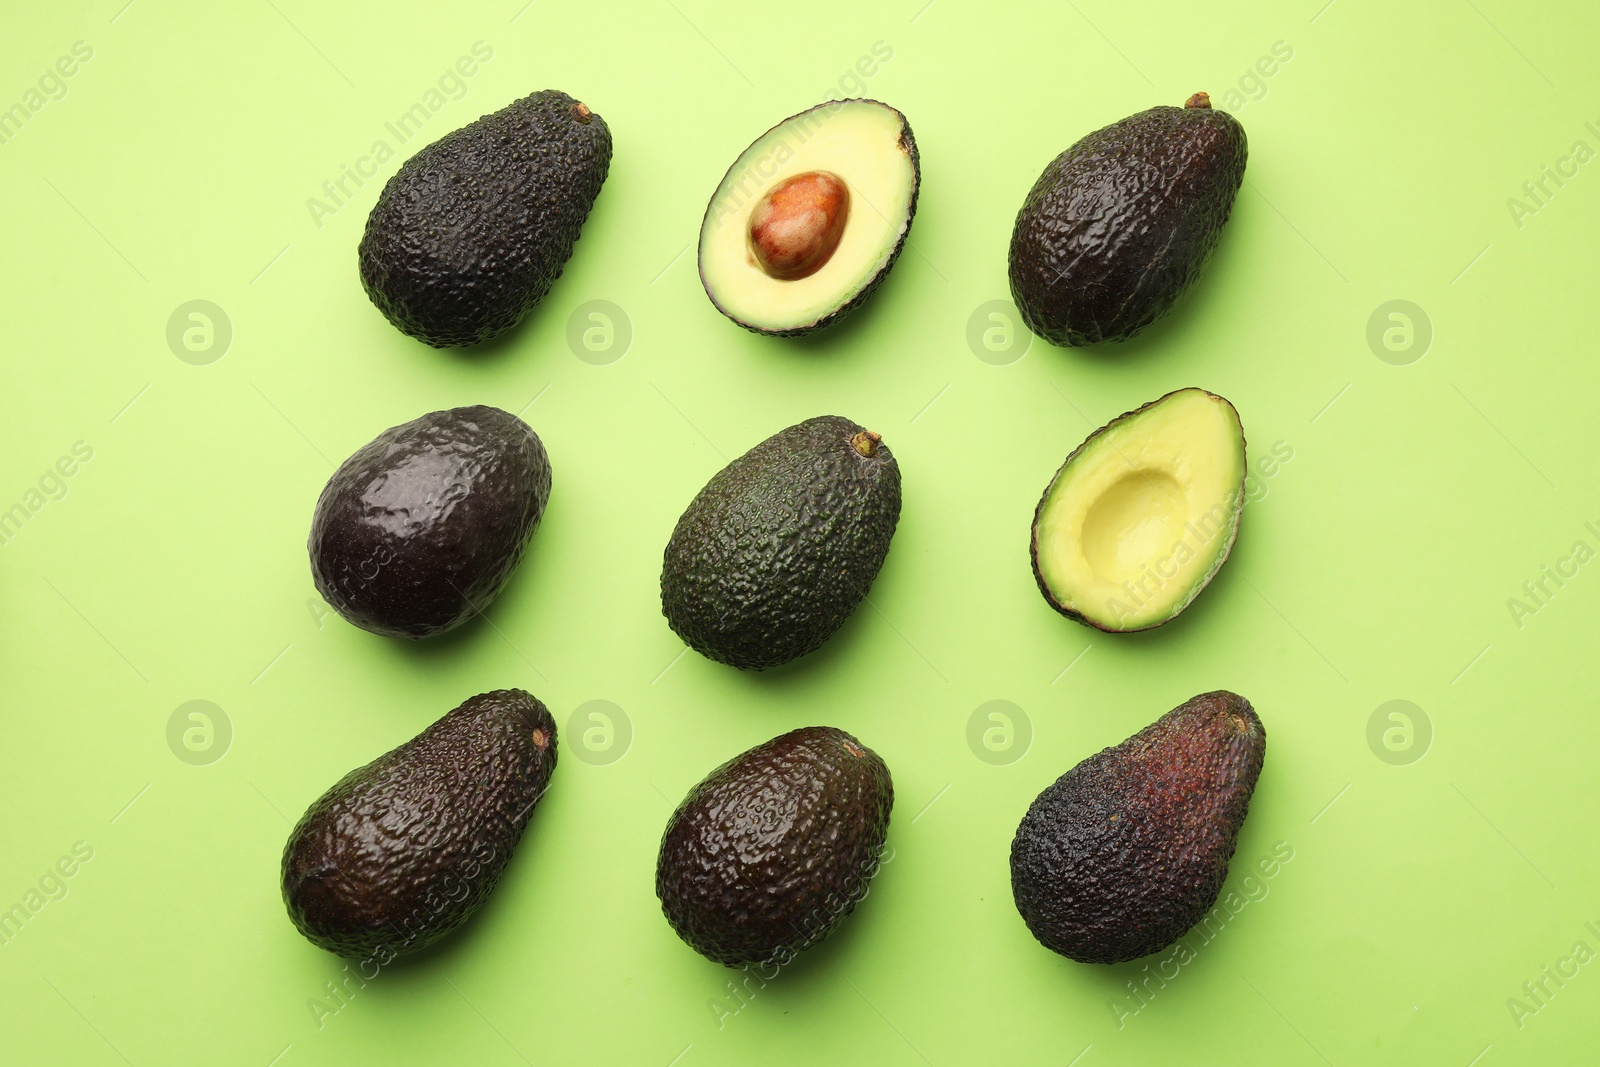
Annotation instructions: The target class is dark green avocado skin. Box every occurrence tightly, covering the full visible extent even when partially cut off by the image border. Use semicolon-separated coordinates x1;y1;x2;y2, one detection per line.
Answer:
309;406;550;639
656;726;893;968
660;415;901;670
359;90;611;347
1010;691;1265;964
1008;96;1247;346
281;690;557;960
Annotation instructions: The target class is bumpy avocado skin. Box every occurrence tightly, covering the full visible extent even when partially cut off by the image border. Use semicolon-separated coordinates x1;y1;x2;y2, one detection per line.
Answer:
1010;691;1265;964
282;690;557;959
1009;97;1247;346
656;726;894;967
660;415;901;669
359;90;612;347
309;406;550;639
699;99;920;337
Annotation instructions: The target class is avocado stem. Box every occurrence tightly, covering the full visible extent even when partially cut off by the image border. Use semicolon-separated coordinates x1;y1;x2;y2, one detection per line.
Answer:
1185;92;1211;110
850;430;882;457
573;101;592;123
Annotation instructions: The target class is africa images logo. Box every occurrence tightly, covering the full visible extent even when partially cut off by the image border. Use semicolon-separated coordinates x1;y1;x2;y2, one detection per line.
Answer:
1505;521;1600;630
1505;119;1600;230
304;41;495;230
1107;841;1295;1027
1505;921;1600;1030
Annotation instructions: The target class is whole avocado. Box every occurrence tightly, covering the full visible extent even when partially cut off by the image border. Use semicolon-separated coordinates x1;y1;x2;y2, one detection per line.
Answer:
309;406;550;639
1010;691;1265;964
359;89;612;347
661;415;901;670
281;690;557;959
656;726;894;968
1009;93;1247;346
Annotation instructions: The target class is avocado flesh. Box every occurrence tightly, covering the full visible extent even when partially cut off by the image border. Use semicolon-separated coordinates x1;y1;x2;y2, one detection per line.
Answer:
661;415;901;669
656;726;893;968
1011;691;1265;964
309;405;551;639
359;90;611;347
699;99;919;336
281;690;557;959
1009;93;1246;346
1032;388;1244;631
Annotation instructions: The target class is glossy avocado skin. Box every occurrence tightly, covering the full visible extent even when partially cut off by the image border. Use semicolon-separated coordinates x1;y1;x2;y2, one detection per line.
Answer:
661;416;901;670
309;406;550;639
282;690;557;959
1009;96;1247;346
657;726;893;967
1010;691;1265;963
359;90;611;347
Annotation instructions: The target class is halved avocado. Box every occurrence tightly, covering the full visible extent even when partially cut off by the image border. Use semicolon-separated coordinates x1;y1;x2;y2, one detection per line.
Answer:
698;99;919;336
1031;388;1245;631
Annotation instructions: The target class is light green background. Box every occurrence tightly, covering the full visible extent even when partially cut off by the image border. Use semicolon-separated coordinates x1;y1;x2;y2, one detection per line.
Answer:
2;0;1596;1063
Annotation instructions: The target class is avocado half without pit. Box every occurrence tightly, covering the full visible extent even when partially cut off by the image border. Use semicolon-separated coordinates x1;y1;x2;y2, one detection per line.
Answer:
698;99;920;335
1031;388;1246;631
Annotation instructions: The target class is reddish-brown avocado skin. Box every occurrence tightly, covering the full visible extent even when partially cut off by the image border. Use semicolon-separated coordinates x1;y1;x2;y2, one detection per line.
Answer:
1010;691;1265;963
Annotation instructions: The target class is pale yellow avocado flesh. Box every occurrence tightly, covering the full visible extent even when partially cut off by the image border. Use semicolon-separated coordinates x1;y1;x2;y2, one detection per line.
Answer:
699;100;916;333
1033;388;1245;631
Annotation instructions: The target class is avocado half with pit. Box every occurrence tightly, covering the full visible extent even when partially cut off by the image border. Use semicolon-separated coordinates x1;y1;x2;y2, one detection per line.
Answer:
1031;388;1245;631
698;99;920;336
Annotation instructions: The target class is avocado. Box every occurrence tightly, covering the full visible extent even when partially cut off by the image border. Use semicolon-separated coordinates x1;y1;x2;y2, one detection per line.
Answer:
698;99;919;335
282;689;557;959
661;415;901;669
310;405;550;639
1010;691;1265;964
359;90;611;347
1009;92;1246;346
656;726;893;967
1032;388;1245;632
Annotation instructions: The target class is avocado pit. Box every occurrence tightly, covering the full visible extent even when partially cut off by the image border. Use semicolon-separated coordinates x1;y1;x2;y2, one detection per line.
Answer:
747;170;850;281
